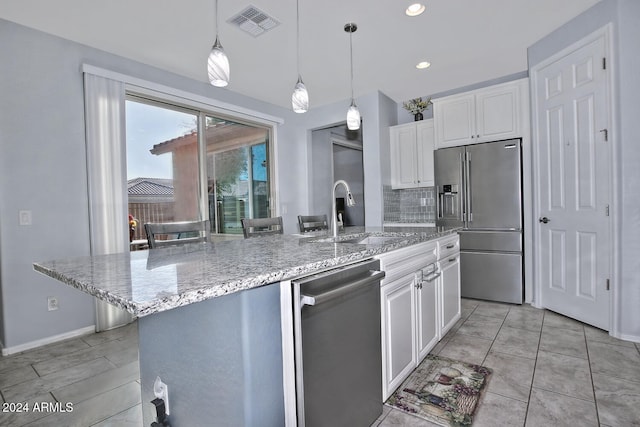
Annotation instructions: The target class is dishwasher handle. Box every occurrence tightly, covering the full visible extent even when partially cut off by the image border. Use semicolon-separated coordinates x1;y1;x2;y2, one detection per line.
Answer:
301;270;385;307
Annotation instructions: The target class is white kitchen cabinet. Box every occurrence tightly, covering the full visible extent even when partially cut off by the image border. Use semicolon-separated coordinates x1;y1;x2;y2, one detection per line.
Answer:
378;241;437;400
381;273;418;399
438;253;461;337
377;235;461;400
433;79;526;149
416;266;439;361
437;234;461;337
381;268;439;400
389;119;435;189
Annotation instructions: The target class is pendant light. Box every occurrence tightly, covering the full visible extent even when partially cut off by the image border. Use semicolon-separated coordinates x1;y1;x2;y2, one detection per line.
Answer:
207;0;230;87
344;23;360;131
291;0;309;113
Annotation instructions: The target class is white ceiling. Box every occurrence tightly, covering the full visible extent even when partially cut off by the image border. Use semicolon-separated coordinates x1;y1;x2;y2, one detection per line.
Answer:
1;0;600;110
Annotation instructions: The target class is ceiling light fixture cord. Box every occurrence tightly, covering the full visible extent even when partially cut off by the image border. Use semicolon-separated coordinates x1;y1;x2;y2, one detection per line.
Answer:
208;0;230;87
296;0;300;75
349;25;354;100
291;0;309;113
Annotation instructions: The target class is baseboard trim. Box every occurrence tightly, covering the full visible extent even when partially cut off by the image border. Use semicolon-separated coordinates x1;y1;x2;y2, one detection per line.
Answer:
613;331;640;344
1;325;96;356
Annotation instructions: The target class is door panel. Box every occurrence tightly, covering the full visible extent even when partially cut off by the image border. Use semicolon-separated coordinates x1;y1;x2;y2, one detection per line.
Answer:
459;230;521;252
382;277;416;396
434;147;464;227
476;85;519;140
460;251;523;304
549;229;566;291
439;257;461;336
534;31;610;329
417;279;438;360
466;140;522;230
390;125;418;189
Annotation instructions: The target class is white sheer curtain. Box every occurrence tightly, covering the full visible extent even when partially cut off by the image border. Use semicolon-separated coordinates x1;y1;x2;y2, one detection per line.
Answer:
83;73;134;330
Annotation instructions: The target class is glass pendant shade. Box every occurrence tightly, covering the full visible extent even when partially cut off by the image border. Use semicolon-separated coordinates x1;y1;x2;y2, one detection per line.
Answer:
346;100;361;130
207;37;230;87
291;76;309;113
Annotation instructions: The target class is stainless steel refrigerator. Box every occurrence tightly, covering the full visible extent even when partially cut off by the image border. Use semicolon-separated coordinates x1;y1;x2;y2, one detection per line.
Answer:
435;139;523;304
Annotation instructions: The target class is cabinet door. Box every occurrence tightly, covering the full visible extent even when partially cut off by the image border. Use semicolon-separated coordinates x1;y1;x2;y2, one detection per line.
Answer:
381;275;417;400
416;120;435;187
439;254;461;336
416;272;438;361
434;94;475;148
475;83;520;142
390;124;418;189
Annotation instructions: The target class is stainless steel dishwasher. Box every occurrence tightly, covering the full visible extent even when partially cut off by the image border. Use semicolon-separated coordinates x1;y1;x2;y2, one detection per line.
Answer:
292;259;385;427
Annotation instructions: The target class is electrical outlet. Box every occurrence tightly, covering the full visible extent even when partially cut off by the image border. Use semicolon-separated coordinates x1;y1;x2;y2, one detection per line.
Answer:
19;210;32;225
47;296;59;311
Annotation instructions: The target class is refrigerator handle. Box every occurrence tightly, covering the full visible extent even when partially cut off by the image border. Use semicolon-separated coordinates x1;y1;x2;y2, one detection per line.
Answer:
459;152;465;222
466;152;473;223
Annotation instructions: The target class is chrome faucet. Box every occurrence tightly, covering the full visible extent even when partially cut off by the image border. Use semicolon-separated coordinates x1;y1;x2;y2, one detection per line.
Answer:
331;180;355;237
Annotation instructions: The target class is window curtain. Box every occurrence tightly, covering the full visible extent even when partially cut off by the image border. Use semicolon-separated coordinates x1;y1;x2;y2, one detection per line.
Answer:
83;73;133;330
84;73;128;254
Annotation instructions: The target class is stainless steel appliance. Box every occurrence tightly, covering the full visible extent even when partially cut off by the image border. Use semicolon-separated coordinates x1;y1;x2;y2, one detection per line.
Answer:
292;259;385;427
435;139;523;304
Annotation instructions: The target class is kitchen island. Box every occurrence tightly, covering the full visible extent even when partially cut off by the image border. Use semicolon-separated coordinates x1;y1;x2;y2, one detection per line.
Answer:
34;226;459;426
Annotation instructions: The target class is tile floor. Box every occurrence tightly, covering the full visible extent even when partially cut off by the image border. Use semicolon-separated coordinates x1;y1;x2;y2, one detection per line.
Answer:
0;322;141;426
374;299;640;427
0;299;639;426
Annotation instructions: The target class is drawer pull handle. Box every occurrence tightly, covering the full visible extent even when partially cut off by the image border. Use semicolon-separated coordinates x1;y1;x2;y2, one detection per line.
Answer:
448;257;457;263
424;272;441;282
446;244;455;249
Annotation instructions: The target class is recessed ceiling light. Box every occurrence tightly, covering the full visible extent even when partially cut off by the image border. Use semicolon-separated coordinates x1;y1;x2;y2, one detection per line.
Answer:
406;3;426;17
416;61;431;69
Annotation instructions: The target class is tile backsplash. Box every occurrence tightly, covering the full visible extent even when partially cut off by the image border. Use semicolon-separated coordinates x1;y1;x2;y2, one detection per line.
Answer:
383;185;436;223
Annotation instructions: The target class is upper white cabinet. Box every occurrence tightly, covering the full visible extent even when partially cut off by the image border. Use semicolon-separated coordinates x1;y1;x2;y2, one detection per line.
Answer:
389;119;435;189
433;79;527;148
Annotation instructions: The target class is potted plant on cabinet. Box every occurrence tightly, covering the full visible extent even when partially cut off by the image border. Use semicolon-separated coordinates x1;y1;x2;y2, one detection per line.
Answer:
402;97;432;121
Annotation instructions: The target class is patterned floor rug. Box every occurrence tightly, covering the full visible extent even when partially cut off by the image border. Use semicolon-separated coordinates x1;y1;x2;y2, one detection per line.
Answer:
386;354;492;426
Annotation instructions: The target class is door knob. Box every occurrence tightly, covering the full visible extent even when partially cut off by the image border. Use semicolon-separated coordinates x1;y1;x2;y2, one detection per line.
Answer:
539;217;550;224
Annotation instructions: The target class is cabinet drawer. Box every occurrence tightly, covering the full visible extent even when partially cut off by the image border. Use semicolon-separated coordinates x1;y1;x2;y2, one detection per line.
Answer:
377;241;437;284
438;234;460;260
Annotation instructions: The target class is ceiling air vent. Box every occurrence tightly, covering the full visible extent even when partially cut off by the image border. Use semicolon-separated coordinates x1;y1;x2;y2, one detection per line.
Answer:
228;5;280;37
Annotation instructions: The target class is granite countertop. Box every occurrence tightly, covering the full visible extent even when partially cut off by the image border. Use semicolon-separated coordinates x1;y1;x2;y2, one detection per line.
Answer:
33;226;460;318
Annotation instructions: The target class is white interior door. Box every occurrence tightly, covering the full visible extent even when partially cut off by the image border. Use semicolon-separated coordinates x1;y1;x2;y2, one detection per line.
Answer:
533;30;611;330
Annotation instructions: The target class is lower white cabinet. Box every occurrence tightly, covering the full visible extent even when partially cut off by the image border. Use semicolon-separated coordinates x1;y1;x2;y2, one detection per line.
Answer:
416;268;439;361
378;235;460;400
439;253;461;337
381;274;418;400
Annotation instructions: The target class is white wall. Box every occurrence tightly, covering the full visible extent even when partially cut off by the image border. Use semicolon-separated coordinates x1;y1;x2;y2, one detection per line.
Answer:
0;19;301;350
0;20;96;349
0;18;393;350
528;0;640;341
615;0;640;341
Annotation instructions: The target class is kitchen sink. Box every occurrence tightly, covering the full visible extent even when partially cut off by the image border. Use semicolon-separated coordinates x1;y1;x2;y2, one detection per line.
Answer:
310;234;406;246
345;236;405;245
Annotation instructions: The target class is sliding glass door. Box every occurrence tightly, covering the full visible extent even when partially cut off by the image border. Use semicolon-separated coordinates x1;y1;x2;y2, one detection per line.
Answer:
204;117;271;235
125;99;273;244
125;98;200;245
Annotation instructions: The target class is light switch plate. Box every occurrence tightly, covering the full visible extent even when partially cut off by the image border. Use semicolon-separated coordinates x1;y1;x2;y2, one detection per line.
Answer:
19;210;32;225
